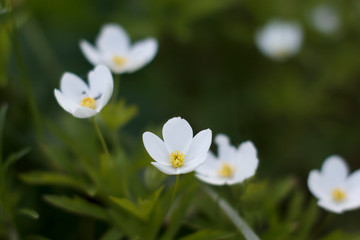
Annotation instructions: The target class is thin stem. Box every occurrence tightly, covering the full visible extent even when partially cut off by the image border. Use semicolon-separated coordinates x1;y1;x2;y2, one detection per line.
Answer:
6;0;43;140
171;174;180;202
204;186;260;240
92;117;110;156
112;74;121;102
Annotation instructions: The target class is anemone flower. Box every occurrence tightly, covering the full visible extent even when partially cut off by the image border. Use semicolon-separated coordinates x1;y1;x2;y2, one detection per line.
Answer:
255;19;303;61
54;65;113;118
80;23;158;74
195;134;259;185
143;117;212;175
310;5;340;35
308;155;360;213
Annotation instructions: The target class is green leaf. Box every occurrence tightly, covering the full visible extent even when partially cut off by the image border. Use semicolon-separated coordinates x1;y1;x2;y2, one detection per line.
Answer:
99;227;123;240
4;147;31;174
100;99;138;130
110;186;163;221
20;171;94;195
294;199;319;239
160;183;197;240
18;208;39;219
286;190;304;222
178;229;234;240
44;195;109;221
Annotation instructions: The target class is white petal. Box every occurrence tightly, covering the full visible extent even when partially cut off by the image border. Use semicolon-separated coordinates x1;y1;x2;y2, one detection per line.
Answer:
126;38;158;73
226;177;246;185
88;65;113;110
186;129;212;161
345;169;360;191
321;155;349;185
60;72;89;103
234;141;259;180
162;117;193;154
151;162;177;175
96;24;130;55
195;151;220;176
215;134;230;145
317;199;344;214
195;174;227;186
342;189;360;211
307;170;328;200
143;132;171;166
73;107;99;118
54;89;77;114
215;133;237;161
79;40;101;66
179;153;208;174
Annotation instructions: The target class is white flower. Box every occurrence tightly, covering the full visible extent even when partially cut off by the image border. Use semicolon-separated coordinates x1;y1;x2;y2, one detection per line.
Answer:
54;65;113;118
80;23;158;74
310;5;340;35
308;155;360;213
255;19;303;61
195;134;259;185
142;117;212;175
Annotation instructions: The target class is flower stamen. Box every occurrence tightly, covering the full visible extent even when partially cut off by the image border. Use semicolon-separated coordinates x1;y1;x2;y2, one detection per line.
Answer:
170;151;185;168
112;55;127;66
80;97;96;109
218;162;235;178
332;188;346;202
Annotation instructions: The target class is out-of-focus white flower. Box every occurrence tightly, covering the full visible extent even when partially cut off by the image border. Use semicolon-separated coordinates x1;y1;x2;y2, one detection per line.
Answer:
255;19;303;61
0;8;8;14
80;24;158;74
195;134;259;185
142;117;212;175
54;65;113;118
308;155;360;214
310;5;340;35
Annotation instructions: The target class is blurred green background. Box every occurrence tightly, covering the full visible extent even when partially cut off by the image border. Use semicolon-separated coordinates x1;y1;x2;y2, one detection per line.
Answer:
1;0;360;239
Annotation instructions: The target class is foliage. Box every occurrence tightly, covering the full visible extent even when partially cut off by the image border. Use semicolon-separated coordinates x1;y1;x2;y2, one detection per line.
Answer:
1;0;360;239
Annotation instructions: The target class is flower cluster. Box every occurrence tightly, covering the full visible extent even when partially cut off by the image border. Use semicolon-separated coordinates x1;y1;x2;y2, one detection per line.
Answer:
54;21;360;217
55;23;158;118
143;117;259;186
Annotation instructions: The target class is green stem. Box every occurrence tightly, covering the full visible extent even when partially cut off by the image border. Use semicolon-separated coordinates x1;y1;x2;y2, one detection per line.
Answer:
112;74;121;102
204;186;260;240
6;0;43;140
93;117;110;156
171;174;179;202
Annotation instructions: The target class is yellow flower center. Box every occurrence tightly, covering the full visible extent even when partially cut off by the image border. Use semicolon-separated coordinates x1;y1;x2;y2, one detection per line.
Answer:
80;97;96;109
112;55;127;66
332;188;346;202
218;162;235;178
170;151;185;168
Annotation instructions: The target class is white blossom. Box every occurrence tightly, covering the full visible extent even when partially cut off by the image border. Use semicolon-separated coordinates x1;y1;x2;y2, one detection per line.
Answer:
195;134;259;185
255;19;303;61
80;24;158;74
54;65;113;118
308;155;360;213
143;117;212;175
